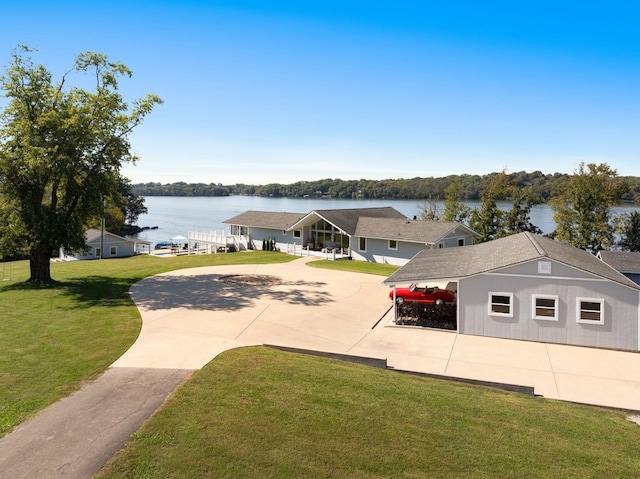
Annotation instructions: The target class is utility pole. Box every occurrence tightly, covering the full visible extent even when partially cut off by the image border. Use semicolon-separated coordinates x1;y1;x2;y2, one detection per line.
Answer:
100;198;105;259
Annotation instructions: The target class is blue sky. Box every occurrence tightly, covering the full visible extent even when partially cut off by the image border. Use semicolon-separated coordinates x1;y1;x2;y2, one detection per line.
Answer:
1;1;639;185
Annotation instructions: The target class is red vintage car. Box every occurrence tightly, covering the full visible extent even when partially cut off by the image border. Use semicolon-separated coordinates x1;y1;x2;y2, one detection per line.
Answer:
389;283;456;305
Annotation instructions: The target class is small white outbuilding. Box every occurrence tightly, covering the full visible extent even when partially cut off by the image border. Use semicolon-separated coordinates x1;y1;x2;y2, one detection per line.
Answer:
59;229;152;260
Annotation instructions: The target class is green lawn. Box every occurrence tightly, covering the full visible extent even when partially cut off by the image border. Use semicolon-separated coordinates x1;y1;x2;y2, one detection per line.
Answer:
0;251;296;436
307;259;399;276
96;347;640;479
3;253;640;478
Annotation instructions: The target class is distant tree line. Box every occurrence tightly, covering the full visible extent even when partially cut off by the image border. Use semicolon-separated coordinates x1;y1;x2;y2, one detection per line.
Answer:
414;164;640;253
130;171;640;203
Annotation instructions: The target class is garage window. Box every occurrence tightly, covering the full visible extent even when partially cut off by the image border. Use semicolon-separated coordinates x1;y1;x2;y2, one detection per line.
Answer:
109;246;117;256
577;298;604;324
532;295;558;321
489;292;513;317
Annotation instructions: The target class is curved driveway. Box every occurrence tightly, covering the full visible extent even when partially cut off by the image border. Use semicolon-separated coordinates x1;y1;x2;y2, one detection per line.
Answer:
3;257;640;478
112;257;393;370
115;257;640;412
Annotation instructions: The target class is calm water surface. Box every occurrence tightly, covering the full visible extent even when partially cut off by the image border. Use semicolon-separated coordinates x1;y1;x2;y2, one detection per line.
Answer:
131;196;638;247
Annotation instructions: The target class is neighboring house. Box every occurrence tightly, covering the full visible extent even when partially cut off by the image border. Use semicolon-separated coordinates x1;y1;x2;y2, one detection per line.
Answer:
384;232;640;351
59;229;152;260
223;207;478;265
597;250;640;285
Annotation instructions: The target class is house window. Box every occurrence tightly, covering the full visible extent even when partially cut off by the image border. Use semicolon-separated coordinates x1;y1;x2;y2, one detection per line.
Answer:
458;238;464;247
577;298;604;324
95;247;101;258
310;219;346;249
388;239;397;250
230;225;248;235
110;246;117;256
489;292;513;317
359;237;367;251
293;230;301;239
532;295;558;321
438;243;444;249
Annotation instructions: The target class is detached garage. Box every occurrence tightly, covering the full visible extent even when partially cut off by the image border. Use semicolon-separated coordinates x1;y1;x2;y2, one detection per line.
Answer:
384;232;640;351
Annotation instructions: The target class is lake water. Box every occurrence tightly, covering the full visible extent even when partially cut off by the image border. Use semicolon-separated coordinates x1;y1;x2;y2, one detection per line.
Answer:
131;196;640;247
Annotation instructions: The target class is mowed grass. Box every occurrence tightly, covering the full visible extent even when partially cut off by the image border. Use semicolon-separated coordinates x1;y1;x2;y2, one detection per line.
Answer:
96;346;640;479
307;259;399;276
0;251;296;436
3;252;640;477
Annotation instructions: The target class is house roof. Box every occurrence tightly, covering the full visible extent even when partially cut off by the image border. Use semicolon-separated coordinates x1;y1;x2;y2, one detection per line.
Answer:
223;207;478;245
354;217;478;244
223;210;306;230
597;250;640;274
383;232;640;290
84;229;150;244
290;207;407;234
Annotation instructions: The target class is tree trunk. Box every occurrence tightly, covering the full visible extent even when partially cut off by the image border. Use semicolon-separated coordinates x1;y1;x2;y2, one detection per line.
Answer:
28;248;53;283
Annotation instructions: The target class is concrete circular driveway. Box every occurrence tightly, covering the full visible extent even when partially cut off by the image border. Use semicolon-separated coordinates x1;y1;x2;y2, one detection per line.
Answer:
114;256;640;412
3;257;640;478
111;257;393;370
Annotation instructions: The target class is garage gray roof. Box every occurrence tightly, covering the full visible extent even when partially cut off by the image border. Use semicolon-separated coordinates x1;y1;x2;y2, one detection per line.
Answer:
383;232;640;290
223;211;306;229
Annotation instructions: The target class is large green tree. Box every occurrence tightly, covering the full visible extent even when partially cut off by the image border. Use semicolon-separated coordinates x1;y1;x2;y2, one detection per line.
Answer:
0;47;162;282
468;171;510;243
468;171;542;243
549;162;627;253
442;181;472;223
615;210;640;252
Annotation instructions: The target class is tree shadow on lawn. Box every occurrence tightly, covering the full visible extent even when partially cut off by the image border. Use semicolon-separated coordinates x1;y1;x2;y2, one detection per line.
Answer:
3;275;138;308
3;274;333;313
129;273;333;312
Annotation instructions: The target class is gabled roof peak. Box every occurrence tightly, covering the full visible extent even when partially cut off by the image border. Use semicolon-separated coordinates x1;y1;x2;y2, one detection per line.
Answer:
384;232;640;290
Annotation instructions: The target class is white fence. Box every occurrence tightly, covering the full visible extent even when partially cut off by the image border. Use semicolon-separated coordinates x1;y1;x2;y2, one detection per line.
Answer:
186;232;348;260
187;231;251;253
286;243;349;260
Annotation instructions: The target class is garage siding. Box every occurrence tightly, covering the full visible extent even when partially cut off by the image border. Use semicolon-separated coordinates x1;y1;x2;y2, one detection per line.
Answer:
458;260;639;351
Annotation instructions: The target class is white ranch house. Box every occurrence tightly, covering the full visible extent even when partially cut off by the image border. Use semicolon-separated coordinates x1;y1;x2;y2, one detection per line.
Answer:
384;232;640;352
218;207;478;265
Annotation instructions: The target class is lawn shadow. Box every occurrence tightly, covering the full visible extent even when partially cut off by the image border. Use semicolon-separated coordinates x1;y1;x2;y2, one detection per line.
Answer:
2;275;139;308
131;273;332;312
